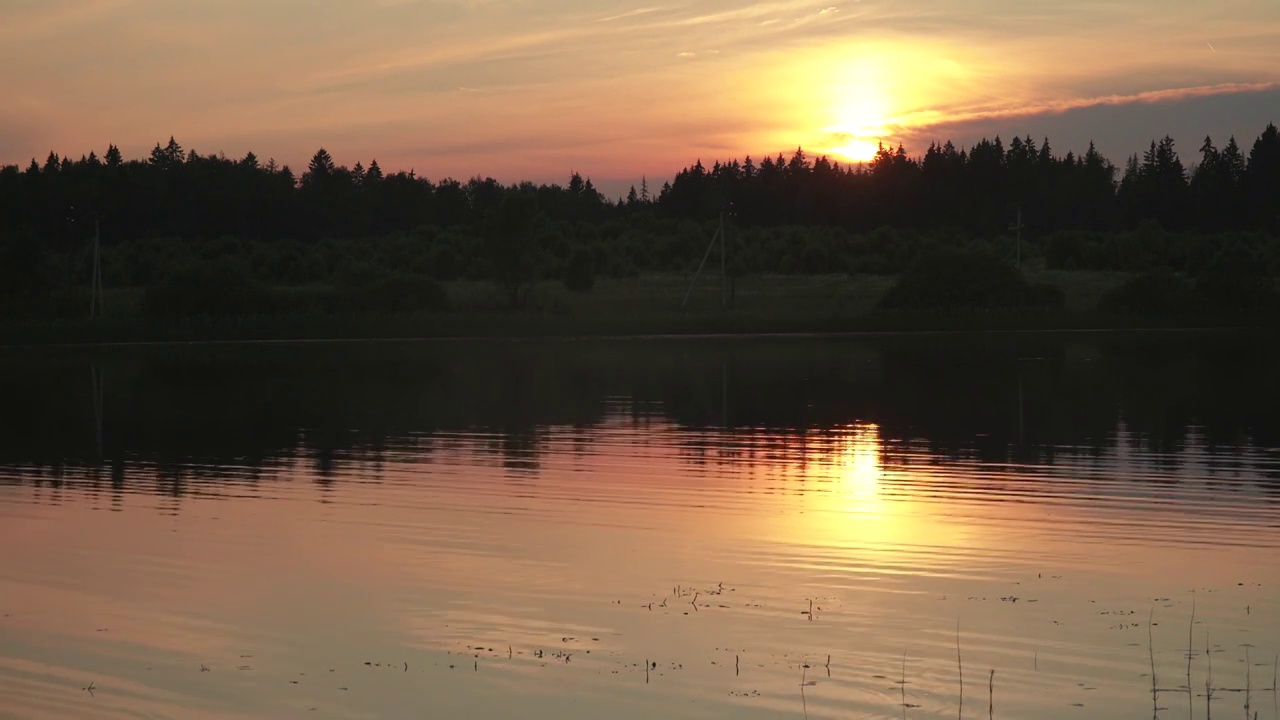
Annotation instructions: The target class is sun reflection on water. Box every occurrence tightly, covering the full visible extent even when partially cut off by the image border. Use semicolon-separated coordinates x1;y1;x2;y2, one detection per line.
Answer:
837;422;883;510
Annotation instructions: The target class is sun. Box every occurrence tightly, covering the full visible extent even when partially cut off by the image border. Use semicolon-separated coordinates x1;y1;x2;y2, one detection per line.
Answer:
821;74;894;163
743;40;980;167
828;137;883;164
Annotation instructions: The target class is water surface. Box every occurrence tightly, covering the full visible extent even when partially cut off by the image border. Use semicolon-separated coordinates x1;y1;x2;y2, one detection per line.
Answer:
1;333;1278;720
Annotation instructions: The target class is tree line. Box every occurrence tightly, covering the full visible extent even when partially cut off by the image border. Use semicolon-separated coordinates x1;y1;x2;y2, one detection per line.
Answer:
3;124;1278;244
0;124;1278;323
665;129;1279;234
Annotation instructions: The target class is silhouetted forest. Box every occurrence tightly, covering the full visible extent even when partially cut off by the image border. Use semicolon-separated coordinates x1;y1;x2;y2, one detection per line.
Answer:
1;125;1278;325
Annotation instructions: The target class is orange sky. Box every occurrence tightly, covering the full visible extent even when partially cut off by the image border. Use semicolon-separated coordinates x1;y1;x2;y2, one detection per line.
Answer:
2;0;1279;194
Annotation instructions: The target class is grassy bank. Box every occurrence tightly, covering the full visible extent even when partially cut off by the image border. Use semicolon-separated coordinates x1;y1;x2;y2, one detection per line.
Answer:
1;270;1272;347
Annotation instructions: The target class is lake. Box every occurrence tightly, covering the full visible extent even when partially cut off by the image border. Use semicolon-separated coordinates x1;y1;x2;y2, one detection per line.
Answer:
1;332;1278;720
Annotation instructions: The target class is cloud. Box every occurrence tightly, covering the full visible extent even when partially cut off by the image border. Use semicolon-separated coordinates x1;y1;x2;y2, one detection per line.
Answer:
914;81;1280;130
596;7;664;23
0;0;139;41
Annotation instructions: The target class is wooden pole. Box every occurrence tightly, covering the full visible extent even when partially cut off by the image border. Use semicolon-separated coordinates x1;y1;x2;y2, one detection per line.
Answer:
682;224;722;308
89;219;102;319
1010;206;1023;270
720;212;727;308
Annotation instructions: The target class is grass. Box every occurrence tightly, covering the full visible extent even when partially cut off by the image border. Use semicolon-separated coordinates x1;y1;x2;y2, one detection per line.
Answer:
2;270;1271;347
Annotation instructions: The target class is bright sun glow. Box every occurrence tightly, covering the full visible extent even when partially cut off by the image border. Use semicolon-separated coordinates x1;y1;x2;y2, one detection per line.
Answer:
822;61;895;163
828;137;884;163
745;41;982;166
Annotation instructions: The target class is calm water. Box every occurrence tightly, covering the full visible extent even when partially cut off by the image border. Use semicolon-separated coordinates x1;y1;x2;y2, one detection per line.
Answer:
1;333;1278;720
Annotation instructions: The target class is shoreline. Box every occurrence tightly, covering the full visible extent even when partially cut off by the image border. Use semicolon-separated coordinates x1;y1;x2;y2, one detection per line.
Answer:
2;319;1270;352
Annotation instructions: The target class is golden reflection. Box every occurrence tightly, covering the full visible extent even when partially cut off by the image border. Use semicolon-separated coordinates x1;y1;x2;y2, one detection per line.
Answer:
838;422;884;509
765;422;987;563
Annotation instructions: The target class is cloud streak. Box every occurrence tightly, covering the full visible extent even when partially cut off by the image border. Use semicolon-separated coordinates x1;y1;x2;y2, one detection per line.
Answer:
901;81;1280;136
596;6;664;23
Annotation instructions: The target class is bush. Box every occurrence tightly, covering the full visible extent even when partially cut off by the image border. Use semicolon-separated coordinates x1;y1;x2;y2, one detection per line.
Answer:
1195;244;1277;313
1045;231;1088;270
563;248;595;293
525;284;571;314
428;243;462;281
1112;220;1169;271
142;258;275;320
340;273;450;314
1024;282;1067;309
1097;270;1198;316
0;228;55;320
878;248;1063;312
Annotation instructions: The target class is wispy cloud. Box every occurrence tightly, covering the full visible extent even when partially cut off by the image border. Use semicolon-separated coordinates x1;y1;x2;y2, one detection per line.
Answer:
596;6;664;23
0;0;140;41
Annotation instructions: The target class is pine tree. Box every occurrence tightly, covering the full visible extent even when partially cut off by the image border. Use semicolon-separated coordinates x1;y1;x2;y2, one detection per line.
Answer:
1244;123;1280;230
306;148;336;179
1221;137;1246;185
150;136;184;167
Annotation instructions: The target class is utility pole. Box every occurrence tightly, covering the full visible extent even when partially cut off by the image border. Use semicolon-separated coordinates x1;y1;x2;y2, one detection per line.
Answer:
89;219;103;319
682;221;722;308
1009;206;1024;270
719;211;727;308
683;209;733;309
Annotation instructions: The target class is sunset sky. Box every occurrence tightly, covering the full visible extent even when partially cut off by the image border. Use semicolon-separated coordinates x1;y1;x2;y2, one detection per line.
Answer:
2;0;1278;196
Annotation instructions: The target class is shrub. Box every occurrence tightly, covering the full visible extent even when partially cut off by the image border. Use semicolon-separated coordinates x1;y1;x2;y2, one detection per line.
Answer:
1112;220;1169;271
0;228;54;320
1097;270;1198;316
428;244;462;281
877;248;1063;312
1045;231;1087;270
342;273;450;314
1024;282;1067;309
142;258;274;320
563;248;595;293
1195;244;1277;313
